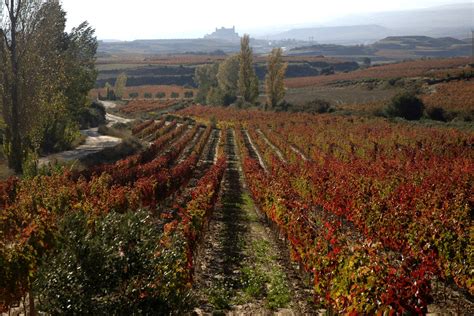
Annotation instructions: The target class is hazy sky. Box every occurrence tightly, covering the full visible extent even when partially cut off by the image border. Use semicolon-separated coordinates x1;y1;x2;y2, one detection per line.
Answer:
61;0;465;40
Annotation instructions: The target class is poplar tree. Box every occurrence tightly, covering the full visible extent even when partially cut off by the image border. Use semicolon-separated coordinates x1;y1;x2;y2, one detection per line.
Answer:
0;0;97;173
265;48;287;110
238;34;259;104
217;54;239;104
114;72;127;99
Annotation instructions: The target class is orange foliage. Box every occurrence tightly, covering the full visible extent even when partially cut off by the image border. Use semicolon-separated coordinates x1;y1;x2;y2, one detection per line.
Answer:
121;99;183;114
422;80;474;112
285;57;471;88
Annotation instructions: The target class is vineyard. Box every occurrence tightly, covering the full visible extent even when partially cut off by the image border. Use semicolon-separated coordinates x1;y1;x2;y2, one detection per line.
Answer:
422;79;474;112
285;57;471;88
0;103;473;314
0;116;226;314
177;105;474;314
90;85;196;100
120;99;190;115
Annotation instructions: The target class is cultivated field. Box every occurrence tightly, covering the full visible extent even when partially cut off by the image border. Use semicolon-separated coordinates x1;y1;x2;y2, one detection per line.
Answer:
90;85;196;100
285;57;471;88
1;53;473;315
2;100;472;314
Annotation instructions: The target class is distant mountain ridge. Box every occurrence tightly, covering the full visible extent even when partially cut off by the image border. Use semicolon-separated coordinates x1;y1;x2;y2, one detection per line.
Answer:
261;2;473;44
265;25;392;44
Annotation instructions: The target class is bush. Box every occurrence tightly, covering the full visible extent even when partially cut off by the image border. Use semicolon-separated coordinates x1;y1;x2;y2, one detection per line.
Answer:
384;92;425;120
170;92;179;99
129;92;139;99
155;92;166;99
273;100;292;112
79;137;143;167
426;106;447;122
320;66;335;75
144;92;152;99
76;101;106;129
184;91;194;98
290;98;332;114
105;89;117;101
34;210;190;315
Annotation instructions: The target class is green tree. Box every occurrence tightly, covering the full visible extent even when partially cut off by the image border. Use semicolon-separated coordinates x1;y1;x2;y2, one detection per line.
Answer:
114;72;127;99
217;54;239;105
63;21;98;118
194;63;219;103
238;34;259;104
362;57;371;67
155;92;165;99
0;0;41;172
206;86;224;106
265;48;287;110
0;1;97;172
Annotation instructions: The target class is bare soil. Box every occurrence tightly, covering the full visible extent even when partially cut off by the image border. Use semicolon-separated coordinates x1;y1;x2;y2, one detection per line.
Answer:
192;129;316;315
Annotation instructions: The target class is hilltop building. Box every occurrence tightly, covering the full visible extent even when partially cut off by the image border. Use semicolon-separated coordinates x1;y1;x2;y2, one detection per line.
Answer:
205;26;240;42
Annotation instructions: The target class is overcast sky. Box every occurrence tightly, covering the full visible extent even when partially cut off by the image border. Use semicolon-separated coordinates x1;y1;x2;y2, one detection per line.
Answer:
61;0;465;40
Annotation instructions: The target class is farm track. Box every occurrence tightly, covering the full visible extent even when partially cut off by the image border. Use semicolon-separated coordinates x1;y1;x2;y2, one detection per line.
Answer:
192;129;316;315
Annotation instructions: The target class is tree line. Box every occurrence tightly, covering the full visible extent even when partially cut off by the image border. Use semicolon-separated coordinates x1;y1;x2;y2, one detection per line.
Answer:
0;0;98;173
194;34;287;110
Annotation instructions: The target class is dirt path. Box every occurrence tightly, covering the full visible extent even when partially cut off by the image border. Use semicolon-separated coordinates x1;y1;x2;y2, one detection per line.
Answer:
192;129;315;315
38;128;122;167
38;101;132;166
101;100;133;126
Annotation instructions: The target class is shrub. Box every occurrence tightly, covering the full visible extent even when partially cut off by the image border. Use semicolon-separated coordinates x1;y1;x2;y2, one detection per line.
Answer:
184;91;194;98
106;89;117;100
155;92;166;99
384;92;425;120
290;98;332;114
320;66;335;75
144;92;152;99
170;92;179;99
76;101;106;129
426;106;447;122
34;210;190;315
129;92;139;99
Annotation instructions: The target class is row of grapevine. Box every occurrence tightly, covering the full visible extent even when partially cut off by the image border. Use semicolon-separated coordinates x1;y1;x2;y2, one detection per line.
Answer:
0;118;226;313
242;125;438;313
262;119;472;292
178;105;473;313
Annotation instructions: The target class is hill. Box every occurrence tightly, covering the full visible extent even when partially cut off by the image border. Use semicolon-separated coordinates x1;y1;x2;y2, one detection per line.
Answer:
261;3;473;44
288;36;472;60
265;25;392;44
